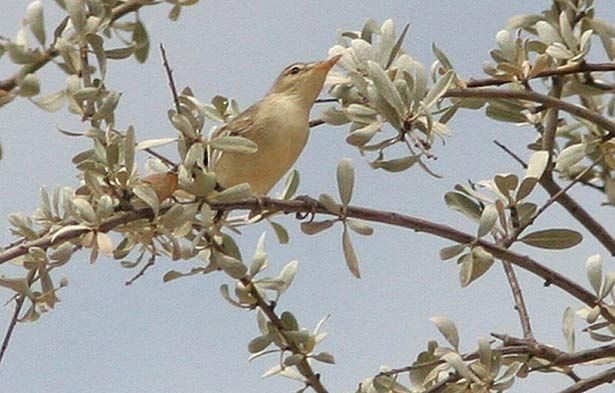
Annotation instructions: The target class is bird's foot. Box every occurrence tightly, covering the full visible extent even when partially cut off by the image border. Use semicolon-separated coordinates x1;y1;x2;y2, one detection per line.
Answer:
294;194;319;222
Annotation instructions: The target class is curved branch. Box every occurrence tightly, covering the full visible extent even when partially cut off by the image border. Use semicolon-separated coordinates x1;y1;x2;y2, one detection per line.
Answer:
0;0;150;93
444;88;615;138
559;366;615;393
466;62;615;88
1;197;609;323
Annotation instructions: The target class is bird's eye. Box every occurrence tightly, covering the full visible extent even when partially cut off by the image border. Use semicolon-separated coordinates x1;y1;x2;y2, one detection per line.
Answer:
288;66;301;75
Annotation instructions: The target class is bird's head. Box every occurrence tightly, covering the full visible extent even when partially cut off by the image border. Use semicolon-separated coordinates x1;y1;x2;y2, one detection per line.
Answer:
268;54;342;105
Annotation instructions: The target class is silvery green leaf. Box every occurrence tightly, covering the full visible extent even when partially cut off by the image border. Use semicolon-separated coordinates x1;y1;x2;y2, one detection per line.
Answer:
422;70;454;109
432;43;454;71
65;0;86;33
601;272;615;300
72;198;96;222
590;18;615;37
269;221;289;244
25;1;46;46
562;307;575;352
86;33;106;78
171;113;196;138
586;254;603;295
465;247;495;286
6;42;42;64
525;151;549;179
370;155;420;172
337;158;355;206
559;12;576;50
350;39;375;67
494;174;518;197
277;260;298;294
477;205;498;238
168;4;181;21
367;60;405;116
209;136;257;154
124;126;135;174
536;21;561;45
133;184;160;215
555;143;585;172
485;103;527;123
136;138;177;150
507;14;542;30
248;335;272;354
376;19;396;66
385;23;410;69
312;352;335;364
321;105;350;125
301;220;336;235
342;226;361;278
92;91;121;120
132;19;149;63
516;177;538;202
72;86;99;100
360;18;380;43
215;252;247;279
347;219;373;236
495;30;515;59
478;338;492;370
430;316;459;351
346;121;381;146
283;354;303;367
50;224;90;243
520;228;582;249
210;183;253;202
319;193;341;215
444;191;481;221
0;277;30;295
546;43;574;59
31;90;66;112
219;284;243;307
281;169;299;200
250;232;268;276
367;84;402;129
105;45;135;59
439;243;466;260
18;73;40;97
281;311;299;331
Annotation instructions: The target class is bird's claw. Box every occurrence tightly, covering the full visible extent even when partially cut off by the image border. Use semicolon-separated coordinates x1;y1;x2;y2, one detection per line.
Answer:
294;195;319;222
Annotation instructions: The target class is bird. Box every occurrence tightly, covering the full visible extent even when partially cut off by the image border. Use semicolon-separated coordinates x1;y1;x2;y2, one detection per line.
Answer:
212;54;342;195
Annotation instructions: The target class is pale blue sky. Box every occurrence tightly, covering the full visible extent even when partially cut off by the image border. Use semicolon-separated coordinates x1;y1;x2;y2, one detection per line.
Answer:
1;1;615;392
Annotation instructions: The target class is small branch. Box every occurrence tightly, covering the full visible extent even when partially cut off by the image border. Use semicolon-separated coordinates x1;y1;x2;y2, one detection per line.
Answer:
495;141;615;256
500;259;533;339
0;270;35;366
465;62;615;89
159;44;181;114
444;88;615;138
559;367;615;393
125;249;156;285
240;277;328;393
0;0;150;93
0;296;26;366
314;98;338;104
1;197;611;323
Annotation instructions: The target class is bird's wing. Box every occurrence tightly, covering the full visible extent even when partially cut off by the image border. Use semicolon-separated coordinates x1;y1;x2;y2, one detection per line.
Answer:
212;104;259;139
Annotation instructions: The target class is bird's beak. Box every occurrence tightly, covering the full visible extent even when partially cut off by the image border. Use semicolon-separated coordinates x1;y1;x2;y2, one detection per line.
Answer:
313;54;343;72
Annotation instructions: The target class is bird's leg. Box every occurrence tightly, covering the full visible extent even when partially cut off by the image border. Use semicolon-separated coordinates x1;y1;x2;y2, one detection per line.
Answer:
294;194;319;222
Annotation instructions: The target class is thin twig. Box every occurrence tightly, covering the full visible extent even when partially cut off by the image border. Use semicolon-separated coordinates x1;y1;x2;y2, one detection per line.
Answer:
240;276;328;393
125;249;156;285
0;270;35;366
159;43;181;114
0;296;25;366
0;0;149;92
465;62;615;88
559;366;615;393
494;141;615;256
444;88;615;138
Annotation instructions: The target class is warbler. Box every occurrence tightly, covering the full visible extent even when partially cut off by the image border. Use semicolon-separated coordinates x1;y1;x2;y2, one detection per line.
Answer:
212;54;342;195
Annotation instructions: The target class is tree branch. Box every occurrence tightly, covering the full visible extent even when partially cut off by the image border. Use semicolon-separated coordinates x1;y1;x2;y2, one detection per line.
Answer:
559;366;615;393
1;197;611;323
240;277;328;393
465;62;615;88
444;88;615;138
0;0;150;93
